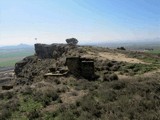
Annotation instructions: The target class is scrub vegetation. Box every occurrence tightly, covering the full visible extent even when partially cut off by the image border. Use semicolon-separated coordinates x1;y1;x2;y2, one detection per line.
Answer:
0;45;160;120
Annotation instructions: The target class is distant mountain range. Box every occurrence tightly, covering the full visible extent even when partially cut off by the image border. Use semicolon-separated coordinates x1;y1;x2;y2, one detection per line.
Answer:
0;44;34;49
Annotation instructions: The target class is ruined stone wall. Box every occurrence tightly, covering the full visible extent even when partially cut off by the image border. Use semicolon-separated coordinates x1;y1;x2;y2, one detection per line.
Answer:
66;57;95;79
34;43;69;59
66;57;81;76
81;61;94;79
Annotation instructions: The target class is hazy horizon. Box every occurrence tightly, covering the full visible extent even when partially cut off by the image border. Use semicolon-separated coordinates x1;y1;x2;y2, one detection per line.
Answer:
0;0;160;46
1;38;160;47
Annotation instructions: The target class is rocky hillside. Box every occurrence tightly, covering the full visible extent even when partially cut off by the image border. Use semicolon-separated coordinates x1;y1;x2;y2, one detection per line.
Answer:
0;43;160;120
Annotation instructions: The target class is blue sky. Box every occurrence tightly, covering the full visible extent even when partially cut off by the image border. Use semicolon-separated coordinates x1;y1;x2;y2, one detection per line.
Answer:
0;0;160;45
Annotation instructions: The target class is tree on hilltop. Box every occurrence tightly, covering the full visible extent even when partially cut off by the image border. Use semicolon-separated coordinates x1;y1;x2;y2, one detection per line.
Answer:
66;38;78;45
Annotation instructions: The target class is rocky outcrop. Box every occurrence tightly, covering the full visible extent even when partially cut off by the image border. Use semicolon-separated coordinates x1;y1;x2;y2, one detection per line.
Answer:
15;55;37;77
14;60;28;76
34;43;69;59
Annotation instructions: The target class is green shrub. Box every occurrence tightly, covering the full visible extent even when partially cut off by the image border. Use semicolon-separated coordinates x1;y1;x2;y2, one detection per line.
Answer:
21;86;33;95
33;87;59;106
27;110;40;120
54;78;61;84
110;81;126;90
0;108;11;120
2;91;14;99
56;86;68;93
19;97;42;113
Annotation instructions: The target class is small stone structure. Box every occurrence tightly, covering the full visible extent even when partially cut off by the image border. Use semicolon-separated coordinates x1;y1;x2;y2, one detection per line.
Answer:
81;60;94;79
35;43;69;59
44;67;68;78
66;57;81;76
66;57;95;79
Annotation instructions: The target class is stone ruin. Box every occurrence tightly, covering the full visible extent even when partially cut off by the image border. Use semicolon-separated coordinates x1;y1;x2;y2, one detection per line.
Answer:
44;57;95;79
44;67;68;78
65;57;95;79
34;43;69;59
2;42;96;90
15;43;96;80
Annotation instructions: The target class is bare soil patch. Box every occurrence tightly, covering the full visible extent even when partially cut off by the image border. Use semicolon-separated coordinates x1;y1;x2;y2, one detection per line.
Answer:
98;52;146;64
82;51;147;64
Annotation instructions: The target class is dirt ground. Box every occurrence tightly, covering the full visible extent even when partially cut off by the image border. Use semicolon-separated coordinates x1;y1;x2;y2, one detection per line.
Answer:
98;52;146;64
82;51;147;64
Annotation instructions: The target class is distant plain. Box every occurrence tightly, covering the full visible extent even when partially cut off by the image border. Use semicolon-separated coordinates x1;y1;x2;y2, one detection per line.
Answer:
0;45;34;67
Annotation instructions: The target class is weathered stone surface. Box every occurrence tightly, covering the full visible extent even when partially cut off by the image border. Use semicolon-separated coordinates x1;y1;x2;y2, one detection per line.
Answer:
66;57;95;79
66;57;81;76
15;55;37;77
34;43;69;59
15;60;28;76
81;61;94;79
44;67;68;78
